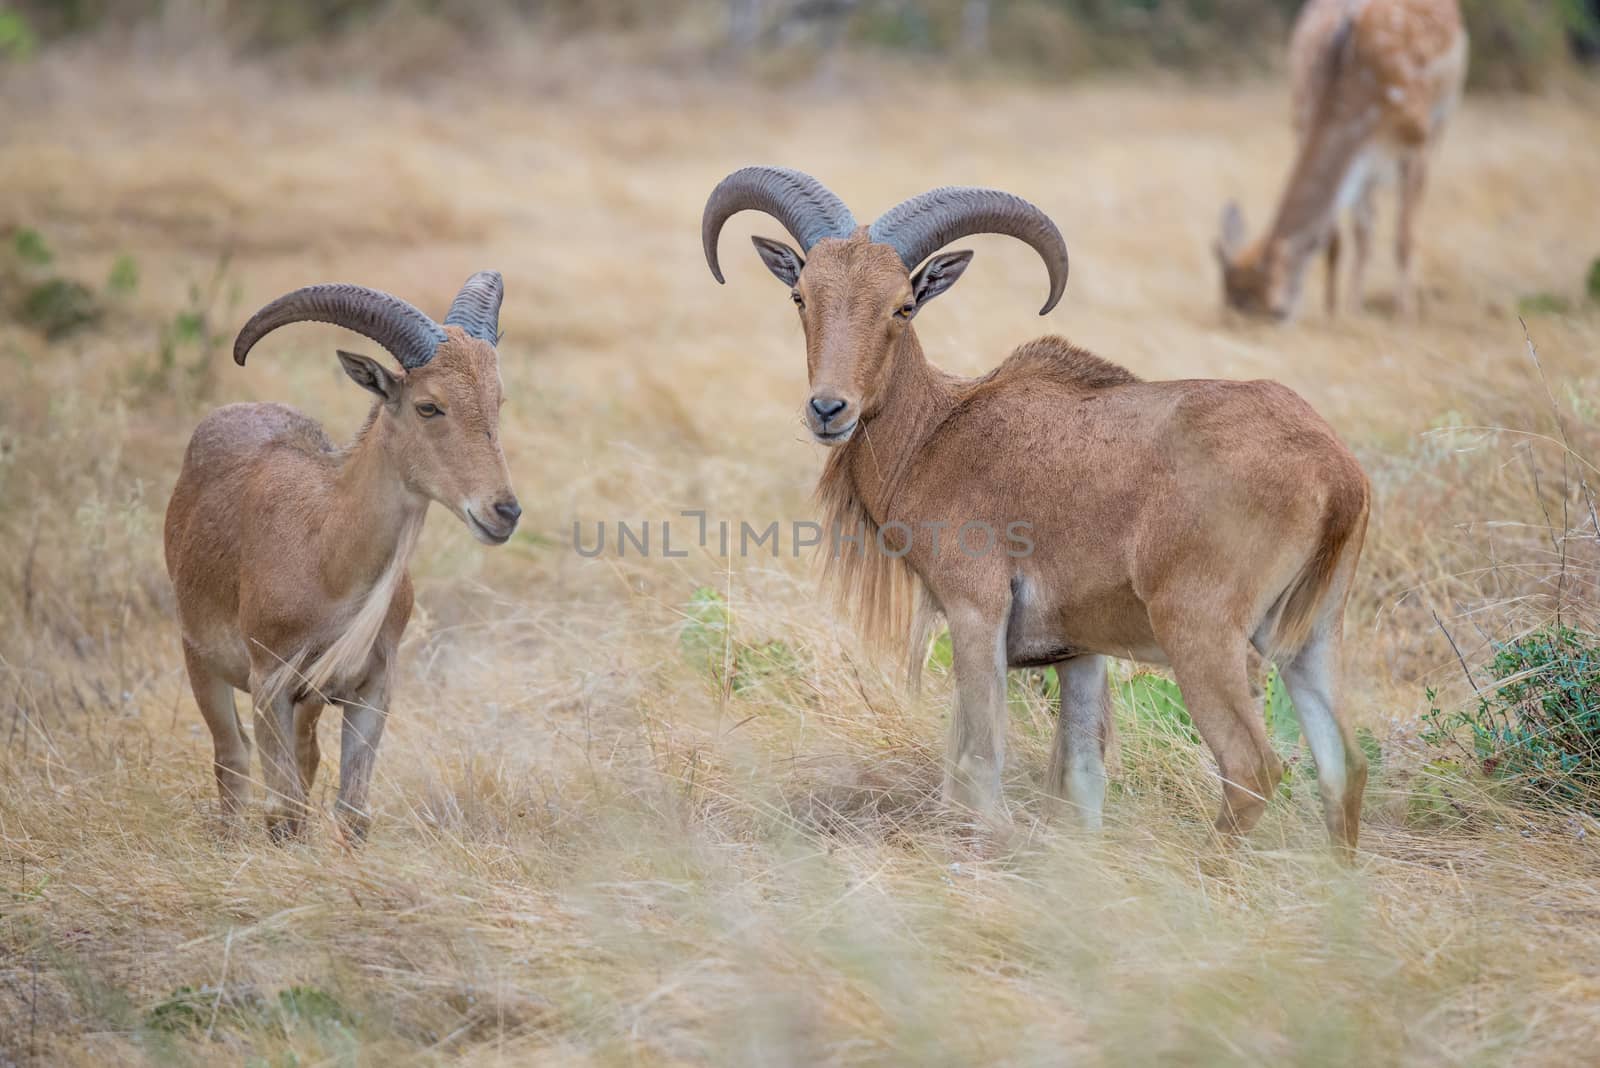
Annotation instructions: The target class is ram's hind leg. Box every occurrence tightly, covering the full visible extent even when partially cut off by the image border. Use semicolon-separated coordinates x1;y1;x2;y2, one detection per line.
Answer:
1280;623;1366;858
336;670;392;844
294;699;324;795
1155;608;1282;839
184;642;251;820
1045;655;1113;830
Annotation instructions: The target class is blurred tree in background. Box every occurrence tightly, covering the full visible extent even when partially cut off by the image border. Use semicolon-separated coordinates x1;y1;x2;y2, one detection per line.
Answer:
3;0;1596;86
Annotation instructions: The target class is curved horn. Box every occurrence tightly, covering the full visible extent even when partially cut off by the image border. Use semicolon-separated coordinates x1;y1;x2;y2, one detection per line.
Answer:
443;270;504;344
702;166;857;283
234;283;448;370
869;187;1070;315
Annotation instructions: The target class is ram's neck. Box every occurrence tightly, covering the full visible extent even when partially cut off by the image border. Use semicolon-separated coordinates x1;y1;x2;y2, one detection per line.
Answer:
318;410;427;600
828;328;956;529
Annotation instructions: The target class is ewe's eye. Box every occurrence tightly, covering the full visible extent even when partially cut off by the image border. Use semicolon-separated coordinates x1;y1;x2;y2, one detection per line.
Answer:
416;402;443;419
791;291;805;310
894;301;916;319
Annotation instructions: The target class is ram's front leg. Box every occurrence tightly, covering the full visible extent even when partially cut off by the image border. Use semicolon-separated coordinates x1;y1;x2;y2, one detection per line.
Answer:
250;673;308;842
942;603;1011;831
336;668;392;844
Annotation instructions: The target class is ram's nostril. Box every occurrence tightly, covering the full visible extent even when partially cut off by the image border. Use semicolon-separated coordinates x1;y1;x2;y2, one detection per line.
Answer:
494;499;522;524
809;395;848;423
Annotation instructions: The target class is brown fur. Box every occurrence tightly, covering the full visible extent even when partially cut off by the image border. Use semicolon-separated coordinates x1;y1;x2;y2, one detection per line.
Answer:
164;326;517;841
753;228;1372;851
1217;0;1468;319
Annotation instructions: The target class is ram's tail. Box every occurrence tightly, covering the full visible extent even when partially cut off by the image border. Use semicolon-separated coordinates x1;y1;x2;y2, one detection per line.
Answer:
1265;473;1370;661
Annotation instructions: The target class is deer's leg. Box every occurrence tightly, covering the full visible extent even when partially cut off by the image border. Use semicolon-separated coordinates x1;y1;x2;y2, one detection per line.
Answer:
184;642;251;820
336;671;391;843
1154;608;1282;839
1395;152;1427;318
1280;623;1367;859
1349;181;1376;313
1045;654;1113;830
294;698;324;795
1323;225;1342;317
249;676;307;842
942;603;1010;829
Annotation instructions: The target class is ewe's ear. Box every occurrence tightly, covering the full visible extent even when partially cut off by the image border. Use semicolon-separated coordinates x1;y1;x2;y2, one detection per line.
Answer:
337;350;403;407
751;236;805;287
1216;200;1246;264
910;250;974;309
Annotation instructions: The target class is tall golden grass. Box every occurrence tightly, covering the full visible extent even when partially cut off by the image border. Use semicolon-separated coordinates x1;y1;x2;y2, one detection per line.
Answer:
3;36;1600;1065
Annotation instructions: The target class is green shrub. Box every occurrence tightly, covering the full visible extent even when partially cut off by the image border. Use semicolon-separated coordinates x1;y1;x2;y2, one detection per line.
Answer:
107;253;139;295
1518;291;1573;316
12;227;51;265
0;8;37;61
679;585;803;696
1422;625;1600;813
21;278;99;338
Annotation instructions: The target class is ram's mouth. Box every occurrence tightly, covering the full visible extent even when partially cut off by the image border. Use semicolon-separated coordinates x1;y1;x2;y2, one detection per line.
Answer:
466;510;514;545
812;420;858;446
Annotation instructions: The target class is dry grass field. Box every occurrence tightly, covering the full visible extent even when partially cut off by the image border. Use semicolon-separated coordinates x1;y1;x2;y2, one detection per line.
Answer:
3;35;1600;1066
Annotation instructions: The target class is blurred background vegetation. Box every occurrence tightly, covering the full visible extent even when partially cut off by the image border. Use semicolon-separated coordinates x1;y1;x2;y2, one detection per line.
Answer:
3;0;1597;89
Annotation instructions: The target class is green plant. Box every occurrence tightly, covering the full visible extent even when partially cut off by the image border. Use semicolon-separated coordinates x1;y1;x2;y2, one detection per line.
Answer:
144;985;220;1034
1421;626;1600;814
1586;256;1600;304
273;985;351;1032
21;277;99;338
1117;672;1200;745
132;250;238;396
679;586;803;695
0;8;37;61
1518;291;1573;316
12;226;51;265
107;253;139;295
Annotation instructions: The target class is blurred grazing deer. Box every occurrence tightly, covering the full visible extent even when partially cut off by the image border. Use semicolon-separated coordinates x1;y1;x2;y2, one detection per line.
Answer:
705;167;1372;855
165;273;520;841
1216;0;1468;320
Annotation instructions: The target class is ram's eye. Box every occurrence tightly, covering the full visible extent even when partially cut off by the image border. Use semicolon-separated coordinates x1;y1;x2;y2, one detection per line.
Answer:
415;402;443;418
894;301;916;319
791;291;805;310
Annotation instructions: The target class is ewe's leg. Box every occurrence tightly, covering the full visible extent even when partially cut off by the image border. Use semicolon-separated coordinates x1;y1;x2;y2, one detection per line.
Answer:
184;642;251;819
294;699;324;795
1045;655;1113;830
249;676;306;842
942;605;1010;828
337;673;391;842
1280;624;1367;858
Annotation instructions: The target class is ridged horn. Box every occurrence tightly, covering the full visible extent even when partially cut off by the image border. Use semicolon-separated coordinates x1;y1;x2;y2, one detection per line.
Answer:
443;270;504;344
234;283;448;370
869;187;1070;315
702;166;857;283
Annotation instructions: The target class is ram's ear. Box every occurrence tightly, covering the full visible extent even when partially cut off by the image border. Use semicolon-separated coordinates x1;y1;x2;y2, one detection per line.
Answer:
337;350;403;407
910;250;974;308
751;236;805;286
